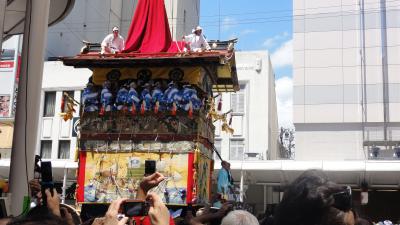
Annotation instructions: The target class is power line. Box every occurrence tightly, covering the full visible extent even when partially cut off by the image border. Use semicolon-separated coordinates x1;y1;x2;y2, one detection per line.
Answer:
200;0;400;18
47;2;400;43
52;5;400;29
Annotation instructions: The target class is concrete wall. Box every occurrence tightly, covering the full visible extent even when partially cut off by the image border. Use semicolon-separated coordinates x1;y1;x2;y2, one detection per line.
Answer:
293;0;400;160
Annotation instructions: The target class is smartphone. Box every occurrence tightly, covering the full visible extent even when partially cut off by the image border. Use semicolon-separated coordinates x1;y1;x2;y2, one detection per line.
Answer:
121;200;147;217
40;161;54;206
144;160;156;175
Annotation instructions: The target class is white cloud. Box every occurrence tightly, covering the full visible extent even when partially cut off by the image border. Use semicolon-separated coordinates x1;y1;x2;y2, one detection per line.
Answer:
271;39;293;69
240;29;256;36
227;29;256;40
275;76;293;128
262;32;289;49
221;17;237;31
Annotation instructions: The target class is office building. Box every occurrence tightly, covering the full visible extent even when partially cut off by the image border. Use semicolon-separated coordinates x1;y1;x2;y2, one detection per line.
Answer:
293;0;400;160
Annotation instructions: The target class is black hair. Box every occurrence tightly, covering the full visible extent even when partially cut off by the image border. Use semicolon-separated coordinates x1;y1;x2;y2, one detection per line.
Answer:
7;206;69;225
274;170;347;225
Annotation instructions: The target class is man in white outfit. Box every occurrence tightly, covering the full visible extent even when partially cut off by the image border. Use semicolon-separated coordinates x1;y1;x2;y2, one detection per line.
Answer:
101;26;125;54
183;26;211;52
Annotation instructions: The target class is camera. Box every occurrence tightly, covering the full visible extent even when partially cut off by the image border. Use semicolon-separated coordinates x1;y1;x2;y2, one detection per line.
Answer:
144;160;156;176
121;200;148;217
40;161;54;206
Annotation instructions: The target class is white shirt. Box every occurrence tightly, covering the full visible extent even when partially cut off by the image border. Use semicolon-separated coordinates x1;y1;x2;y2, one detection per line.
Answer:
101;34;125;52
184;33;211;52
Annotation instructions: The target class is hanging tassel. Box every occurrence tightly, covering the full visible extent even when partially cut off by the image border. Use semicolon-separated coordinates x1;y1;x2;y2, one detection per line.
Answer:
188;101;193;119
193;147;200;164
140;101;146;115
154;101;159;114
99;106;105;116
60;95;65;112
131;104;136;116
229;114;233;125
217;97;222;111
171;102;177;116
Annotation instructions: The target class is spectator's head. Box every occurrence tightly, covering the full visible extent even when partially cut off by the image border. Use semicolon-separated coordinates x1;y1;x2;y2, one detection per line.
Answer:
221;161;230;170
274;170;355;225
7;207;69;225
221;210;259;225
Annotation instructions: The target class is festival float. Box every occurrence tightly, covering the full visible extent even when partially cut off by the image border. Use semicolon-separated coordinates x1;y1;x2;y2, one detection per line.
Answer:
62;0;238;209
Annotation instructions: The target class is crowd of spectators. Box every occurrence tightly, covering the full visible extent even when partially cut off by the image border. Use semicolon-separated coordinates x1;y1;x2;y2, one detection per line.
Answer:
0;170;393;225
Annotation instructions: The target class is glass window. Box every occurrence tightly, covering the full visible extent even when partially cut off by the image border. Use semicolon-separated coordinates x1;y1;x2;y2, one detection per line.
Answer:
40;140;52;159
58;140;70;159
231;84;246;114
230;140;244;160
62;91;75;113
43;92;56;117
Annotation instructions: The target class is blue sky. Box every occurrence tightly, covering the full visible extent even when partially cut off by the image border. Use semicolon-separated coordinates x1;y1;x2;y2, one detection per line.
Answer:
200;0;293;80
200;0;294;127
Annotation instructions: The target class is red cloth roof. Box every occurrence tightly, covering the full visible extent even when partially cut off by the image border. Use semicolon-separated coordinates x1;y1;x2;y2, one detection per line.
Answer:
123;0;173;53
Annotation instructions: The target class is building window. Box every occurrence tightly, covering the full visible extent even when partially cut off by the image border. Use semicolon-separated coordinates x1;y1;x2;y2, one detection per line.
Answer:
43;92;56;117
230;84;246;136
214;139;222;160
40;140;52;159
58;140;70;159
61;91;74;113
230;139;244;160
231;84;246;114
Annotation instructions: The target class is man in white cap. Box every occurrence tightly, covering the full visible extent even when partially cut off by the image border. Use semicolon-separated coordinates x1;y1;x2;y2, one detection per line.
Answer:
183;26;211;52
101;26;125;54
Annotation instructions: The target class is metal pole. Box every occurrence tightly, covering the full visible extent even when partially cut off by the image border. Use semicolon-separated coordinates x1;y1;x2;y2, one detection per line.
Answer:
61;168;68;204
263;185;267;213
380;0;389;142
9;0;50;215
239;170;244;202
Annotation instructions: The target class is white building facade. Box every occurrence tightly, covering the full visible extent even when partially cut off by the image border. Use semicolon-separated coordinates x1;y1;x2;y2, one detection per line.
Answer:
293;0;400;160
39;62;91;165
213;51;279;214
215;51;279;162
46;0;200;58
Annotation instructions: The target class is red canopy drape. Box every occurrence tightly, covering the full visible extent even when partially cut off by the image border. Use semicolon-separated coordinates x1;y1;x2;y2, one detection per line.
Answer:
123;0;173;53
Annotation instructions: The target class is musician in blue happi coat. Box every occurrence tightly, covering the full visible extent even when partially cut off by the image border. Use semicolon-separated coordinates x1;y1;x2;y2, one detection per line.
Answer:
82;82;99;112
181;84;202;111
127;81;140;111
140;83;153;110
152;81;164;111
163;81;181;110
116;83;129;111
101;80;114;112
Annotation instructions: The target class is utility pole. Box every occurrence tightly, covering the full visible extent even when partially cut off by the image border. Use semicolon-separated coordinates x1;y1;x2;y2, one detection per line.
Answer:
9;0;50;215
218;0;221;40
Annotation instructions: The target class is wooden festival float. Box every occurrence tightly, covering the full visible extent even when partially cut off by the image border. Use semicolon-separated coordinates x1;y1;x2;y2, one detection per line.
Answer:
62;0;239;209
